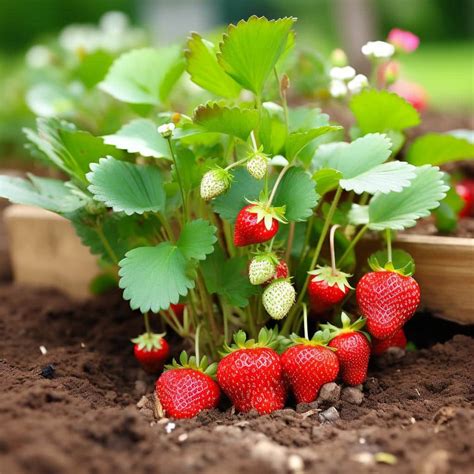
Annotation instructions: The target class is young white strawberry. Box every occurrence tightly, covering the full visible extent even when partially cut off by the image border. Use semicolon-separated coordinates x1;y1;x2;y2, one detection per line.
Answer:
200;168;232;201
249;253;278;285
246;153;268;180
262;279;296;320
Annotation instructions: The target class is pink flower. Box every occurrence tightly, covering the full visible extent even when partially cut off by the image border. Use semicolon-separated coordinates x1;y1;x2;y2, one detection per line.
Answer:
387;28;420;53
389;80;428;111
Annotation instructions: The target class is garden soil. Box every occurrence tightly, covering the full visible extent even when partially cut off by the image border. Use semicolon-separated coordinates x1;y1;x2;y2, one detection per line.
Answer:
0;285;473;474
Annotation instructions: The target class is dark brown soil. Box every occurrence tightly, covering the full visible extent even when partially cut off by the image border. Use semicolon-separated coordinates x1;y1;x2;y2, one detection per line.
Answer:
0;285;473;474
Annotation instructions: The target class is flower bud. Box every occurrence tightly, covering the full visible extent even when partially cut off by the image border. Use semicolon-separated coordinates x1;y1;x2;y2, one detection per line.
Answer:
157;123;175;139
330;48;348;67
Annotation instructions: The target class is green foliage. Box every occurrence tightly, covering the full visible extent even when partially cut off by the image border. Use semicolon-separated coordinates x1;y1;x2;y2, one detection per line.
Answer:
350;166;449;230
217;16;296;95
0;175;83;213
185;34;241;98
285;126;342;161
213;168;264;222
406;133;474;166
433;182;464;232
87;157;166;215
272;167;319;221
312;169;342;196
76;50;115;89
119;220;217;312
350;90;420;133
201;246;257;307
24;118;121;187
99;46;184;105
193;102;259;140
314;133;415;194
103;119;170;159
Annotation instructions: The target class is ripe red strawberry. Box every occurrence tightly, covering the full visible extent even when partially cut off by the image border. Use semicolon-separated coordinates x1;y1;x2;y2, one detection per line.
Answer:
281;330;339;403
132;332;170;374
234;203;285;247
322;314;371;386
217;329;286;414
356;270;420;340
372;328;407;356
456;179;474;218
156;352;220;419
274;260;289;280
308;265;351;314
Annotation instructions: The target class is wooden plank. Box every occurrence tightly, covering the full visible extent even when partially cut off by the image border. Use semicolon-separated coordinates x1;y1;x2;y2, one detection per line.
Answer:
3;204;100;299
358;234;474;325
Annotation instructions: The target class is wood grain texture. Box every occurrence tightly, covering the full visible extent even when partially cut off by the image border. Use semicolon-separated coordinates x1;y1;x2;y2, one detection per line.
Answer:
3;204;99;299
358;234;474;325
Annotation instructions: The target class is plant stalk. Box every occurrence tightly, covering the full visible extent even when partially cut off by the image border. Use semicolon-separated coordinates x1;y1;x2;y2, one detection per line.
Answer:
337;224;369;267
166;137;188;224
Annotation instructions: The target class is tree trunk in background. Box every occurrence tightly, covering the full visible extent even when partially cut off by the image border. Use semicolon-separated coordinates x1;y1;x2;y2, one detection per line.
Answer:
333;0;378;73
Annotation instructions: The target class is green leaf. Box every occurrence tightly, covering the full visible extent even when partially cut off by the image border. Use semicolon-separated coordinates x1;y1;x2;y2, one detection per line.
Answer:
185;33;241;98
119;243;195;313
24;118;121;186
312;168;342;195
193;102;259;140
87;157;165;215
103;119;170;159
201;246;257;307
212;167;264;222
76;50;115;88
217;16;296;95
177;219;217;261
433;182;464;233
99;46;184;105
350;89;420;133
285;126;342;161
259;103;287;155
0;174;83;213
313;133;414;194
406;133;474;166
288;107;330;132
273;167;319;221
367;166;449;230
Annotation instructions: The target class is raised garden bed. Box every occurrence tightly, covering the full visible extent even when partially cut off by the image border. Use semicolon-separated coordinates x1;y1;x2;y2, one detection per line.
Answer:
0;285;472;474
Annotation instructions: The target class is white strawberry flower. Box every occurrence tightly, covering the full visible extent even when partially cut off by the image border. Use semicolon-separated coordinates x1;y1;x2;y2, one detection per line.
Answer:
361;41;395;59
329;80;348;98
348;74;369;94
329;66;356;81
157;122;175;138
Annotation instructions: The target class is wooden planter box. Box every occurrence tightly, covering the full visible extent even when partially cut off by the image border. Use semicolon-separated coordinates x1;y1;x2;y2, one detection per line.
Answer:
358;234;474;325
3;204;100;299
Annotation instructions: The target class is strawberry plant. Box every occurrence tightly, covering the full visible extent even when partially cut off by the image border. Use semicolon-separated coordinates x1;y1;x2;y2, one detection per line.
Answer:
0;16;461;417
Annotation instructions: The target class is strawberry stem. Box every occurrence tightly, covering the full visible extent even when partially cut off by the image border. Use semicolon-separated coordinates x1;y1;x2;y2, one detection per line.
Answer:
143;312;152;337
166;137;188;224
250;130;258;152
195;323;201;362
268;163;291;207
329;224;341;275
302;303;309;340
337;224;369;268
386;228;393;262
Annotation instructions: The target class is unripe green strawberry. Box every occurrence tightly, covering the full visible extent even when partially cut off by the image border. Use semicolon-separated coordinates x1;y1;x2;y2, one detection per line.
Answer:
200;168;232;201
262;279;296;320
246;153;268;180
249;253;278;285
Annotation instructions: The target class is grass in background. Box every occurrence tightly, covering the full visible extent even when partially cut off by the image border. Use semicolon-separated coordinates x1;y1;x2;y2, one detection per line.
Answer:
401;42;474;111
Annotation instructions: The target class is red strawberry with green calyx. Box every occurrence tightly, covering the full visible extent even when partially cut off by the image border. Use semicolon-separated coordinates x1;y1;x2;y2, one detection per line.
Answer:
321;313;371;386
308;265;352;314
132;332;170;374
217;328;287;414
281;329;339;403
234;202;286;247
372;328;407;356
356;253;420;340
156;352;220;419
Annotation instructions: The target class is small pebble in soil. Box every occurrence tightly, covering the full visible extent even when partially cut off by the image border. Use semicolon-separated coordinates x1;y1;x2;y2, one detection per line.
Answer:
317;382;341;404
287;454;304;473
296;401;318;413
165;422;176;434
341;387;364;405
410;416;416;424
319;406;340;423
40;364;55;379
178;433;188;442
39;345;47;355
359;437;366;444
